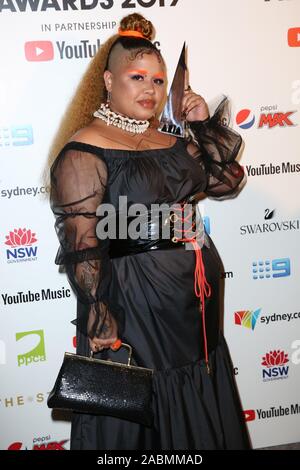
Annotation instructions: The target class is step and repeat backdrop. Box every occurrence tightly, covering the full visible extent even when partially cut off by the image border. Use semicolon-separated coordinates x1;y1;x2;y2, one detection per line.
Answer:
0;0;299;450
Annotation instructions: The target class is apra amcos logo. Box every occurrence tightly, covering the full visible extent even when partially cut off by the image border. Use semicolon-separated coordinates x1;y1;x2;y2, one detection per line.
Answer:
16;330;46;367
291;339;300;365
5;228;38;263
261;349;289;382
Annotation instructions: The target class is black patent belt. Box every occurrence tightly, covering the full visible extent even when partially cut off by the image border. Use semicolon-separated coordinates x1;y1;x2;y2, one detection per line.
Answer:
108;204;196;259
108;202;212;374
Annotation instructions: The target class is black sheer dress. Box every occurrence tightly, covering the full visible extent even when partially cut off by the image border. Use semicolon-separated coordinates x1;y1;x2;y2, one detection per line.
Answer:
50;97;250;450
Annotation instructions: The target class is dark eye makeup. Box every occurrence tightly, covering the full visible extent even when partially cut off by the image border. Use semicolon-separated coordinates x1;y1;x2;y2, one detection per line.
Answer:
130;74;164;85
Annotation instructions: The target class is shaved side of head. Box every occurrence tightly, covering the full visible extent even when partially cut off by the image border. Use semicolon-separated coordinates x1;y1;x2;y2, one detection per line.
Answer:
106;42;164;73
106;42;127;73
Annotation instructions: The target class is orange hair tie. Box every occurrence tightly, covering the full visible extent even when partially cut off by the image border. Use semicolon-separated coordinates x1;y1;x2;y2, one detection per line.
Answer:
118;28;146;39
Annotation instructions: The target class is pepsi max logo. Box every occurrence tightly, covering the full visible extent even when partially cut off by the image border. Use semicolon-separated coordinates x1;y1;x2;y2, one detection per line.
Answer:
236;109;255;129
236;107;296;130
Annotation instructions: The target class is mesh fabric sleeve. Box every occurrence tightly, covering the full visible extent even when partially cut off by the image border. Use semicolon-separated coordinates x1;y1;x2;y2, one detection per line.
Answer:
50;147;123;340
187;95;246;198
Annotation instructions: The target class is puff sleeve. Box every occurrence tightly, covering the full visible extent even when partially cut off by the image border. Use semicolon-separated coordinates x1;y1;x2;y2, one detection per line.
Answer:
188;95;246;198
50;146;123;341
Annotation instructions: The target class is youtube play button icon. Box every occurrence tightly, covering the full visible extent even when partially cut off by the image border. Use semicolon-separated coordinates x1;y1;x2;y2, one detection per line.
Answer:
288;28;300;47
25;41;54;61
244;410;256;422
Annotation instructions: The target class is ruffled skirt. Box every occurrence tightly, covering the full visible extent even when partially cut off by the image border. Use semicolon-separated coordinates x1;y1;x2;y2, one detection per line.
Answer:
71;238;250;450
70;332;250;450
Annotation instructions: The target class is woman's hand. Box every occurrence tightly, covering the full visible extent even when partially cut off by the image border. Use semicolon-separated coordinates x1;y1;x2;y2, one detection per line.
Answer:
89;335;118;353
182;86;209;123
88;314;119;353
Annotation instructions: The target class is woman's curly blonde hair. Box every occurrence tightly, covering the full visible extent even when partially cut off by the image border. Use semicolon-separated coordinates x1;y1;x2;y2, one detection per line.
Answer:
44;13;157;186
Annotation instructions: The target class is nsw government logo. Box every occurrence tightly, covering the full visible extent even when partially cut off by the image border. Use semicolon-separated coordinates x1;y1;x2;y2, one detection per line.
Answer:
16;330;46;367
4;228;38;263
261;350;289;382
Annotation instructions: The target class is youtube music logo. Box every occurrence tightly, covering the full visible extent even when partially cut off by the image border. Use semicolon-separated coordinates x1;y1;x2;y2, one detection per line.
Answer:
25;41;54;61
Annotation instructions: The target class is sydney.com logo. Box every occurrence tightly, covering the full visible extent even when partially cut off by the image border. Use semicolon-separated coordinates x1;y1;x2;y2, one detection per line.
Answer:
235;309;261;331
16;330;46;367
235;308;300;330
4;228;38;263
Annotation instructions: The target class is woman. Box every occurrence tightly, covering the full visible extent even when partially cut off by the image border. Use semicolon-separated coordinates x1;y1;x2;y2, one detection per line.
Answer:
50;13;250;450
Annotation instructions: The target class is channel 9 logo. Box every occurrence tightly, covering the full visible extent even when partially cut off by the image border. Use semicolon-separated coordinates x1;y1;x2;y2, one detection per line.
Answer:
252;258;291;280
0;125;33;147
0;124;33;148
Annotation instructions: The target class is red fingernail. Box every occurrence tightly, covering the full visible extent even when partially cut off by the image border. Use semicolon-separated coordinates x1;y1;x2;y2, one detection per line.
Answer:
110;339;122;351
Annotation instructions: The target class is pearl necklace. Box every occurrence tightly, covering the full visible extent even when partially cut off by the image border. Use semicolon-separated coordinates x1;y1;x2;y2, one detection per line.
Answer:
93;103;150;134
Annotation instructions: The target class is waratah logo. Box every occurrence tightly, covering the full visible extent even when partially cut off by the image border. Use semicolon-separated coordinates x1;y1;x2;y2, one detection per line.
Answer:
234;308;261;330
4;228;38;263
261;350;289;382
5;228;37;246
262;350;289;367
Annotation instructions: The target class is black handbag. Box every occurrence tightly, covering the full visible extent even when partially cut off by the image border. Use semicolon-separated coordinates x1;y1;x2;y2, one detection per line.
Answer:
47;342;154;427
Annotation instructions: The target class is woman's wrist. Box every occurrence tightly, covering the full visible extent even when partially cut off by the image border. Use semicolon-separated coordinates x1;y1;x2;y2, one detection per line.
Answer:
188;115;211;132
198;114;210;123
